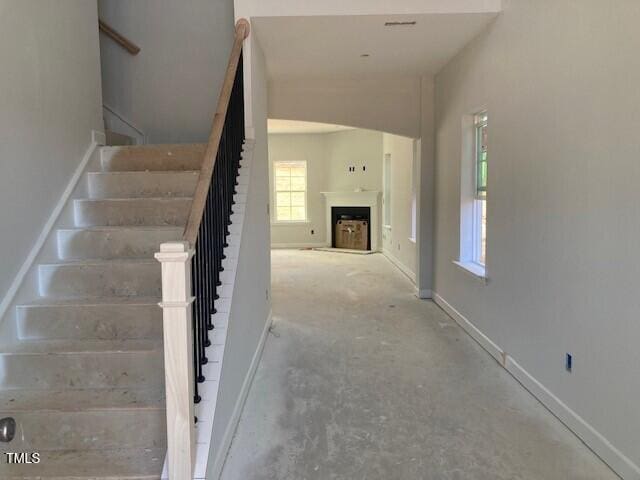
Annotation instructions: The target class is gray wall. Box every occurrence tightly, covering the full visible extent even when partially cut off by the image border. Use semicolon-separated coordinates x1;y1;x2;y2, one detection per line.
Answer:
269;76;422;138
0;0;103;307
433;0;640;474
382;133;418;280
98;0;235;143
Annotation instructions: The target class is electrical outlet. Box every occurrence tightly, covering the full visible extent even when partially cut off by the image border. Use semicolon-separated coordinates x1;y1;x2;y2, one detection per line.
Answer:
565;353;572;372
362;165;366;171
310;229;315;235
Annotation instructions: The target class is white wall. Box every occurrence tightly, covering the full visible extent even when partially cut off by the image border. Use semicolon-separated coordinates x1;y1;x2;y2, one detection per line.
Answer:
326;129;383;192
382;133;418;282
268;129;383;247
433;1;640;477
0;0;103;308
269;134;328;246
98;0;235;143
269;77;421;138
208;34;271;478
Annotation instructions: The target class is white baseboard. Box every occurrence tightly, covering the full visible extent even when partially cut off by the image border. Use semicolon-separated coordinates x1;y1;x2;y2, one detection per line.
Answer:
417;289;432;299
0;132;103;326
432;293;503;365
505;357;640;479
382;248;416;284
271;242;327;249
433;292;639;480
210;310;273;479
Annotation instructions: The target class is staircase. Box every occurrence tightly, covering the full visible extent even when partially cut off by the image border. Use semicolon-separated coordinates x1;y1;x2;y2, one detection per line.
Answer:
0;144;205;479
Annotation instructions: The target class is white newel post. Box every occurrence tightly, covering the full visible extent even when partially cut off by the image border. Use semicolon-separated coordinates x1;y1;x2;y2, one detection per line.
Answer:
155;241;196;480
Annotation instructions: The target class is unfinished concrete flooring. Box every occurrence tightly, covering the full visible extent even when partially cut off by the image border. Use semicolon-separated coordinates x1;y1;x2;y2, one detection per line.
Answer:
221;250;617;480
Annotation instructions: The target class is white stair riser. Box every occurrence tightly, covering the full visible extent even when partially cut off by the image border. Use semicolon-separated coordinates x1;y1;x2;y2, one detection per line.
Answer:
2;409;166;451
101;144;205;172
74;198;192;227
17;303;162;341
236;173;250;185
39;262;161;298
89;171;199;199
2;447;165;478
212;312;229;328
0;350;163;389
58;227;182;260
218;284;233;298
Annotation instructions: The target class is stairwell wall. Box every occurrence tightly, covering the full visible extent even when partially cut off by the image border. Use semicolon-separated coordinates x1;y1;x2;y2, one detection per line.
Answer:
0;0;103;315
98;0;235;144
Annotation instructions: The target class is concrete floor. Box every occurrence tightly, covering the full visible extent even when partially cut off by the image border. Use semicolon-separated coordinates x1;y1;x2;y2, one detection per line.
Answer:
221;250;618;480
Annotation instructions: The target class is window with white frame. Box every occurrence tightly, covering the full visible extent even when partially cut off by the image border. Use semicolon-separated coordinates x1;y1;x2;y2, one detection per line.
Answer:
457;110;488;278
410;140;420;242
383;153;391;228
274;160;307;222
473;112;488;266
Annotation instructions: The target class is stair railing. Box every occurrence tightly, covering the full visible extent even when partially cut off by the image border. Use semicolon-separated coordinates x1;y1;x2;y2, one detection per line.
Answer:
98;19;141;55
155;18;250;479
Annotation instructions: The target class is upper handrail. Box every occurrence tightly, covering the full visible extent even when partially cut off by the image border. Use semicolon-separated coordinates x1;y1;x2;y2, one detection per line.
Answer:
99;19;141;55
183;18;250;245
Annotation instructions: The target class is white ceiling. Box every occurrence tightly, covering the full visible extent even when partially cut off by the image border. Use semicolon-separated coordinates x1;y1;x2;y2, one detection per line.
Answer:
252;13;498;79
268;119;355;134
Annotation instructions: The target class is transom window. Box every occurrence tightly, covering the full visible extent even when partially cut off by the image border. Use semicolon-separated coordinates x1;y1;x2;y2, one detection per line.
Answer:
274;160;307;222
473;112;488;265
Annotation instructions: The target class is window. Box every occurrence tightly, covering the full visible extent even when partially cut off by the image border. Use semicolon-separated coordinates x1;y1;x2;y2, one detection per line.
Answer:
383;153;391;228
473;112;488;265
410;140;420;242
274;161;307;222
456;110;488;279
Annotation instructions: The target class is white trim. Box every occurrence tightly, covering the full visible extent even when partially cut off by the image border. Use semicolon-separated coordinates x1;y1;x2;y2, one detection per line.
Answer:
0;132;103;327
382;248;416;285
417;289;432;299
432;292;640;480
505;357;640;480
209;310;273;480
433;293;503;364
271;242;326;249
453;260;488;282
271;221;312;226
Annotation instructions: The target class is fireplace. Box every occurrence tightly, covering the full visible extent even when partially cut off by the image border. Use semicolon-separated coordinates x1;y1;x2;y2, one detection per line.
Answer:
322;191;381;251
331;206;371;250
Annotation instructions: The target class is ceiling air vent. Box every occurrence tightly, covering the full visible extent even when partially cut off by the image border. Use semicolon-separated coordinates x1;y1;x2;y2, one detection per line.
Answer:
384;21;417;26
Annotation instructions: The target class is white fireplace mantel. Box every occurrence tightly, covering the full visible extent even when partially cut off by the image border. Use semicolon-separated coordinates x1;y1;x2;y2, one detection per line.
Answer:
321;191;381;251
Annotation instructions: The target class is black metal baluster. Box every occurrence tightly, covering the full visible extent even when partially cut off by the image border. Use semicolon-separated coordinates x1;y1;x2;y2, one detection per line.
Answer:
189;49;246;410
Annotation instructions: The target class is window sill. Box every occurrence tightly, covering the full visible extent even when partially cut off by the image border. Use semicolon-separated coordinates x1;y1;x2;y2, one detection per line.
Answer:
408;237;416;244
271;221;311;226
383;225;392;230
453;260;488;283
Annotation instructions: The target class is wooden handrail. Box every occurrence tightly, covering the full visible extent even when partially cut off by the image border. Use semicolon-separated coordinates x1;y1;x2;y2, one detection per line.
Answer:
183;18;250;245
99;19;141;55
